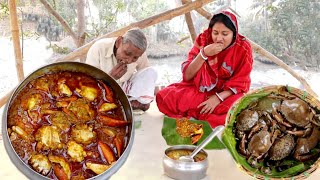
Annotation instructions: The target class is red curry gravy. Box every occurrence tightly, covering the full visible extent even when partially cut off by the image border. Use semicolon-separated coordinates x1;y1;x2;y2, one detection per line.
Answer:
7;71;130;179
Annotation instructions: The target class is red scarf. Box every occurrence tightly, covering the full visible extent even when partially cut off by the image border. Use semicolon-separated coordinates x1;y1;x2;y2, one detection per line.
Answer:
182;11;252;94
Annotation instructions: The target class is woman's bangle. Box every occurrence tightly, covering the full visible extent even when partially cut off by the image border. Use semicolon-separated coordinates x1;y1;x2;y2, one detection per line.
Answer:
200;48;208;61
215;92;224;102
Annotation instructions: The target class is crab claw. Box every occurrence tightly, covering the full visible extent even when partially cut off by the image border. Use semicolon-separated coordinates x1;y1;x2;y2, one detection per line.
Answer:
98;102;117;112
52;164;69;180
48;155;71;180
98;115;130;127
98;80;114;103
191;127;203;144
86;162;113;175
12;126;33;141
114;136;124;157
98;141;116;164
29;154;52;176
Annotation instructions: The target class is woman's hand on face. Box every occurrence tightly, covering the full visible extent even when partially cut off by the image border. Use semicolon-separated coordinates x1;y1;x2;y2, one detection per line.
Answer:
204;43;224;56
109;62;127;80
197;95;220;114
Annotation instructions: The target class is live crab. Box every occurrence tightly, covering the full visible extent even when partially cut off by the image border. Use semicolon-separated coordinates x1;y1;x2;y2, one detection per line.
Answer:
234;88;320;174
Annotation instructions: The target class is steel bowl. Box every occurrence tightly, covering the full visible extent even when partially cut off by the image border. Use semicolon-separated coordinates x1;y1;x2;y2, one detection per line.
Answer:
163;145;209;180
1;62;134;180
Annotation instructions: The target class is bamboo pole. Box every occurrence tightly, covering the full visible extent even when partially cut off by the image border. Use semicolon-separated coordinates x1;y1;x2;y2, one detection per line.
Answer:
0;90;12;109
8;0;24;82
181;0;197;42
248;39;318;98
183;0;212;19
56;0;215;62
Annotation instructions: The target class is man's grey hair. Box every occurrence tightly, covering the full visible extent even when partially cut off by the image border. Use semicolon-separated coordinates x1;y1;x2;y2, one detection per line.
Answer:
123;28;147;51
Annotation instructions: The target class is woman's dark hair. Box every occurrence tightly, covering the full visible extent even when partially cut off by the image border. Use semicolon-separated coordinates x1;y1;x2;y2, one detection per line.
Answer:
208;13;236;42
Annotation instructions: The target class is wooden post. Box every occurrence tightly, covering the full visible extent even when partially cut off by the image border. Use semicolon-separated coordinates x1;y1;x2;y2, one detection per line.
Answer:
0;90;12;109
248;39;318;98
56;0;216;62
183;0;212;19
181;0;197;42
8;0;24;82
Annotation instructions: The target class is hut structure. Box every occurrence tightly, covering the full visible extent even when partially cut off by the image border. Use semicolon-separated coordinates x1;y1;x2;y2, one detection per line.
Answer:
1;0;318;109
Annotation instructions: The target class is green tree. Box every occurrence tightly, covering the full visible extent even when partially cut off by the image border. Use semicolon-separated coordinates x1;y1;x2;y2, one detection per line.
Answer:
243;0;320;68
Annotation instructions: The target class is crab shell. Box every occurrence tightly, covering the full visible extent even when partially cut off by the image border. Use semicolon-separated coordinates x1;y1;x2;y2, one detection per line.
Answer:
268;134;295;161
280;98;313;127
236;110;259;132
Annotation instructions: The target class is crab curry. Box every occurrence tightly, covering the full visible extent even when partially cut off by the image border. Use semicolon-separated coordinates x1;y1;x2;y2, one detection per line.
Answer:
7;71;131;179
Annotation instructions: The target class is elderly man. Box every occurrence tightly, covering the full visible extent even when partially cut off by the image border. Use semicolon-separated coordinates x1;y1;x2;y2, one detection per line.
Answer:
86;28;157;111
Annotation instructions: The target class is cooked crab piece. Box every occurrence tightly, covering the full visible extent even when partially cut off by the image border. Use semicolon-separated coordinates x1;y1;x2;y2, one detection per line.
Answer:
71;124;97;145
12;126;33;141
58;83;72;97
29;154;52;176
48;155;71;180
56;101;69;108
67;141;87;162
98;80;114;103
191;128;204;145
114;136;124;157
33;77;50;92
98;115;130;127
101;127;116;138
98;103;117;112
56;96;78;108
26;93;43;111
77;84;98;101
175;118;204;144
44;111;71;132
86;162;112;175
35;126;63;151
98;141;116;164
68;99;95;123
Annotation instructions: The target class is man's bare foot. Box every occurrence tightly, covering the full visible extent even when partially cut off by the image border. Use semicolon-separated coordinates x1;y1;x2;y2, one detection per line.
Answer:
130;100;150;111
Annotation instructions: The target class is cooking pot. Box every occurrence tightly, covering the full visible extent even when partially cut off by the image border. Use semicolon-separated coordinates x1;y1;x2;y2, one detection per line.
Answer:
1;62;134;180
163;145;209;180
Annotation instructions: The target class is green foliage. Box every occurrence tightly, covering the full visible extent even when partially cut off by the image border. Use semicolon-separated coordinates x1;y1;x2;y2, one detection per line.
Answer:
91;0;125;35
242;0;320;67
0;2;9;19
127;0;168;21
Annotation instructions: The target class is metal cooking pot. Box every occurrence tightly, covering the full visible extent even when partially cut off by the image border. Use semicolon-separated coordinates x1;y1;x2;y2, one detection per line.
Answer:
163;145;209;180
1;62;134;180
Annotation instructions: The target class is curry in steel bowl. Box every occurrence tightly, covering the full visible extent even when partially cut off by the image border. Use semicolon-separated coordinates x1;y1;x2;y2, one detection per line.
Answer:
6;70;131;179
222;86;320;179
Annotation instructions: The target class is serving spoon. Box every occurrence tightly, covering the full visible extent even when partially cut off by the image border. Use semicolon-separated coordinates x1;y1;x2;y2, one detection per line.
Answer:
179;125;224;162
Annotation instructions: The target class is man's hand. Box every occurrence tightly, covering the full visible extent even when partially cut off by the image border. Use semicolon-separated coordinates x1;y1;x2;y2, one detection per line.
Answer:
109;62;127;80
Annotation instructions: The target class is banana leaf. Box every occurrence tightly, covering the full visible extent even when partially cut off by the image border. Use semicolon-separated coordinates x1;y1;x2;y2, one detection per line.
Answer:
221;88;309;178
162;116;225;149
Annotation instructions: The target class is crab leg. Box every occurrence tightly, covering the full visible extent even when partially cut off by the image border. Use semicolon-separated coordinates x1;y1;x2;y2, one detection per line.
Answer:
272;108;292;128
114;136;124;157
98;141;116;164
239;134;249;157
98;80;114;103
98;115;130;127
52;164;68;180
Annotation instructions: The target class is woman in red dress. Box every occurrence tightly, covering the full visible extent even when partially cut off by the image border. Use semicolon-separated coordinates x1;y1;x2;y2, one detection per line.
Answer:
156;11;253;128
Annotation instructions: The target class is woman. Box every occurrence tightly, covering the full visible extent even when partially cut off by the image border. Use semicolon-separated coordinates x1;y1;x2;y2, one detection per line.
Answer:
156;11;253;128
